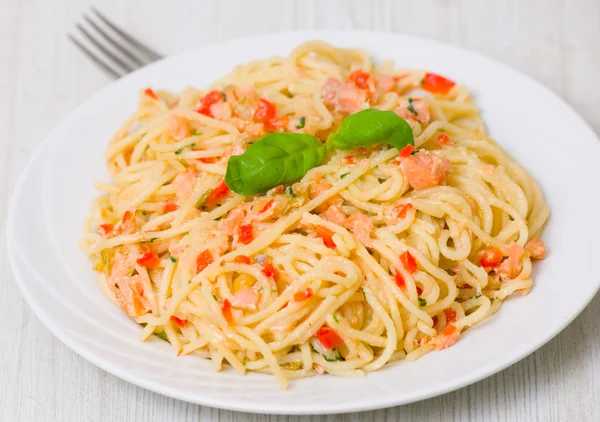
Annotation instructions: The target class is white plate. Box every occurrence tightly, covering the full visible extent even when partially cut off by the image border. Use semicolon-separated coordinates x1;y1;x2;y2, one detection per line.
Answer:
8;31;600;415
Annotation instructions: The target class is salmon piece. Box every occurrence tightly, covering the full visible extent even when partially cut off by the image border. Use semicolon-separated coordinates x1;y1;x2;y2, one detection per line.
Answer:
321;78;367;113
229;287;259;309
525;238;546;260
336;85;368;113
321;205;346;226
309;181;343;213
220;206;245;236
228;117;248;132
502;242;525;262
400;150;452;190
223;144;245;158
109;246;151;317
430;325;460;350
376;75;396;92
116;274;152;317
209;101;232;120
171;167;198;205
496;242;525;279
168;114;190;141
322;78;342;107
344;212;373;247
243;122;266;138
395;98;430;124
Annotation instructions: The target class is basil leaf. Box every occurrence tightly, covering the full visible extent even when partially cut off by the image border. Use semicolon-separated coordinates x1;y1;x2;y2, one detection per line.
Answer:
327;108;414;151
225;133;325;195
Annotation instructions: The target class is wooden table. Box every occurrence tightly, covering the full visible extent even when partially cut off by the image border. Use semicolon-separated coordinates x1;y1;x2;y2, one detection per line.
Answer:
1;0;599;420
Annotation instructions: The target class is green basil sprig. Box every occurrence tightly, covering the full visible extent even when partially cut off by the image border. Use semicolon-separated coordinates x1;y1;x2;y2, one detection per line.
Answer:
225;133;325;195
326;108;414;151
224;109;414;196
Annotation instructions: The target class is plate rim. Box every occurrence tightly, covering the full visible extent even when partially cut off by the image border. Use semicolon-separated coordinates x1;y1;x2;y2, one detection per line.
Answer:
7;29;600;415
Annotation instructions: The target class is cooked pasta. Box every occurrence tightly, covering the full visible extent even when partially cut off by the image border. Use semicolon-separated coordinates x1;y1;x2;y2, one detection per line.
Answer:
80;41;549;389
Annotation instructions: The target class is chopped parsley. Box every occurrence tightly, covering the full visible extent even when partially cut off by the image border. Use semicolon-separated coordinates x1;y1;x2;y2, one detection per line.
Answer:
169;256;177;263
332;313;339;323
438;128;446;133
175;143;196;155
474;293;483;299
212;294;218;301
323;348;343;362
149;237;158;243
340;172;350;179
407;98;418;116
188;280;192;284
221;91;227;102
285;186;296;197
418;297;427;307
296;116;306;129
142;210;148;216
360;287;367;299
127;269;135;277
215;215;223;221
191;131;203;136
156;332;168;341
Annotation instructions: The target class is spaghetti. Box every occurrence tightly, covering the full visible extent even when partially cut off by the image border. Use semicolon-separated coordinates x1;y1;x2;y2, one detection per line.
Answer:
80;41;549;389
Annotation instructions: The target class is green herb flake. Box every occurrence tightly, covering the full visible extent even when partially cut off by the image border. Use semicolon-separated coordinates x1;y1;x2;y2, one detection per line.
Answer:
323;349;343;362
418;297;427;307
332;313;339;323
474;293;483;299
340;172;350;179
296;116;306;129
221;92;227;102
149;237;158;243
175;143;196;155
127;269;135;277
192;131;203;136
188;279;192;284
360;287;367;299
285;186;296;197
212;294;218;301
407;98;418;116
156;332;168;341
169;256;177;263
142;210;148;216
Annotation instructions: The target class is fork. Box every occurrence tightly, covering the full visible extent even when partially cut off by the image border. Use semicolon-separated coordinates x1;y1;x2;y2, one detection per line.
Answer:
68;7;164;79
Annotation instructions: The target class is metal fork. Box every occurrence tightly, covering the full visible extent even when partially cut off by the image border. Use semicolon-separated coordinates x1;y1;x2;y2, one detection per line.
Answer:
68;7;164;79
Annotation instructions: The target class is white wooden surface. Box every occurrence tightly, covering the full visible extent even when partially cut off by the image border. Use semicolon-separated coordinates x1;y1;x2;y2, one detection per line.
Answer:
1;0;599;420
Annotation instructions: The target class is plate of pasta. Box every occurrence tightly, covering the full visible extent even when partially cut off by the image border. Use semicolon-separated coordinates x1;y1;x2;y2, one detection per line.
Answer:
8;31;600;414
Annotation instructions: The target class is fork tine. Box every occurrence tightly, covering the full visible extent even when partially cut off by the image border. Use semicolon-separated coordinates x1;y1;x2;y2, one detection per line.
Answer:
76;23;137;73
91;6;163;61
68;34;123;79
83;15;147;68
